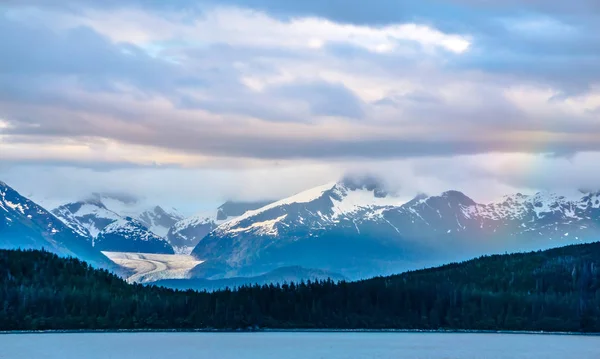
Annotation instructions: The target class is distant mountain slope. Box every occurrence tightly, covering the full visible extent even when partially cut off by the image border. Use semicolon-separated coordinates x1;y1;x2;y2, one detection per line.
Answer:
0;181;116;269
167;200;274;254
192;178;600;279
192;178;417;279
216;200;273;221
136;206;183;238
4;242;600;331
92;193;184;238
95;217;174;254
53;196;175;254
53;200;121;239
153;266;346;291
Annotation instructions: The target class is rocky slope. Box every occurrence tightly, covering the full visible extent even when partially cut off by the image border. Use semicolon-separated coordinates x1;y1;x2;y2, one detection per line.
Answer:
192;179;600;279
0;181;116;269
167;200;273;254
95;217;174;254
52;196;175;254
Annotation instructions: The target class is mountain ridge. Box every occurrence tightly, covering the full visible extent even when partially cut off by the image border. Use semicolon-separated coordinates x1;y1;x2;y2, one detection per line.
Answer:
167;200;275;254
0;181;117;270
192;180;600;279
52;197;175;254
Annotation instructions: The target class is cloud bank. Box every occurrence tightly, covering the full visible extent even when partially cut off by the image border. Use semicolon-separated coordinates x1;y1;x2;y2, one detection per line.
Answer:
0;0;599;209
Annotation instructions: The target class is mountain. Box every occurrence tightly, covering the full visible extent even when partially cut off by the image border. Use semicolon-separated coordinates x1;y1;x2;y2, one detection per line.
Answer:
5;241;600;332
52;199;121;239
192;179;600;279
0;181;116;269
95;217;174;254
136;206;183;238
167;200;273;254
53;196;175;254
91;193;183;237
191;178;417;279
153;266;346;291
216;200;273;221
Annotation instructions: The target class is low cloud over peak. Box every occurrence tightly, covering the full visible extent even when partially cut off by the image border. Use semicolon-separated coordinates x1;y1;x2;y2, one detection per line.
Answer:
1;0;600;210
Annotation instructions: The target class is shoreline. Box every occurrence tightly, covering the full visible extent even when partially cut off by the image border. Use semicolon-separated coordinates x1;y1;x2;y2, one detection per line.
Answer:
2;328;599;336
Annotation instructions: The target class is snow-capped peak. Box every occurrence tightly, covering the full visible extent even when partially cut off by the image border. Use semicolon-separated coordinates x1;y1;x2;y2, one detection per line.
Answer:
167;200;278;254
53;200;121;239
227;182;338;227
103;217;163;242
53;193;183;240
329;181;403;219
213;179;403;237
171;210;216;232
580;191;600;209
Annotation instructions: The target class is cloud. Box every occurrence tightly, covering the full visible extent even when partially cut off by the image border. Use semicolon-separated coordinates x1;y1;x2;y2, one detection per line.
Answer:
272;81;365;119
1;0;600;210
6;152;600;216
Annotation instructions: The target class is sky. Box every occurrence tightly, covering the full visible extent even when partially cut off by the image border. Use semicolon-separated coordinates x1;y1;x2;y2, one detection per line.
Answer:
1;0;600;214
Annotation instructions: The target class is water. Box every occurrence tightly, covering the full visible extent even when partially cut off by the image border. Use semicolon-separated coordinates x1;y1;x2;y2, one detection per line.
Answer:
0;332;599;358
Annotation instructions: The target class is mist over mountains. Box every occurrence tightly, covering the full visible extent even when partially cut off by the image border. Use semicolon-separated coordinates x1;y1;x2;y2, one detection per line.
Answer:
192;178;600;279
3;176;600;287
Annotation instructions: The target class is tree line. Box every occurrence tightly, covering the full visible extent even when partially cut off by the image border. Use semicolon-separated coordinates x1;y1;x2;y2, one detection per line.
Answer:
1;242;600;332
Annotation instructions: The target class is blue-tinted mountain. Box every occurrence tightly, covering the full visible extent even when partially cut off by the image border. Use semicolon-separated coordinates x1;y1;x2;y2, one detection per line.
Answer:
192;180;600;280
167;200;274;254
52;196;175;254
0;181;116;269
95;217;174;254
192;180;416;279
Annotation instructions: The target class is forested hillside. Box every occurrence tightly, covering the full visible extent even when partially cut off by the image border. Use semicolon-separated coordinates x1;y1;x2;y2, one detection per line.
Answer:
2;243;600;332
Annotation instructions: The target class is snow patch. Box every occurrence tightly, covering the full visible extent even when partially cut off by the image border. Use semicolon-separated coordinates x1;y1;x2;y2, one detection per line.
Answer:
229;214;288;236
330;186;402;219
226;182;336;227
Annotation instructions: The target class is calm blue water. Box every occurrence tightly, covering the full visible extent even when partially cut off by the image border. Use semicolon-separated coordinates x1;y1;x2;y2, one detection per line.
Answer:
0;332;599;358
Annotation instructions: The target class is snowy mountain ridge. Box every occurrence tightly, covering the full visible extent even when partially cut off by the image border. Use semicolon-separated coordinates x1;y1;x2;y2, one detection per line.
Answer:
167;200;275;254
91;193;183;237
213;185;600;240
214;181;403;238
0;181;117;269
192;180;600;279
52;195;176;254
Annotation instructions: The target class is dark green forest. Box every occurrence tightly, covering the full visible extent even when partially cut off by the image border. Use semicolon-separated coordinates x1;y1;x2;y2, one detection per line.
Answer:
2;242;600;332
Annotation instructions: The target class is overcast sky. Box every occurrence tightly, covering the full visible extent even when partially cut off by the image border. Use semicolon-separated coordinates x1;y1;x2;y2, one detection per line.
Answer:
1;0;600;214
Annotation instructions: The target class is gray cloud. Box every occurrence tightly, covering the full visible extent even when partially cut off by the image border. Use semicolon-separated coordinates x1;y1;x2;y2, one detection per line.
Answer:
1;0;600;169
271;81;365;119
0;21;174;86
2;0;600;213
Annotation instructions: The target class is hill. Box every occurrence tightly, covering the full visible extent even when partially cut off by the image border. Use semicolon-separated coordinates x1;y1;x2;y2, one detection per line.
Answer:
153;266;346;291
2;242;600;331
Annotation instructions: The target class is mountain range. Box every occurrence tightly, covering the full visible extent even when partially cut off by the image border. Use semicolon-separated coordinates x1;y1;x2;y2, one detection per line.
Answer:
52;196;178;254
166;200;273;254
192;178;600;279
3;177;600;285
49;192;274;256
0;181;117;270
